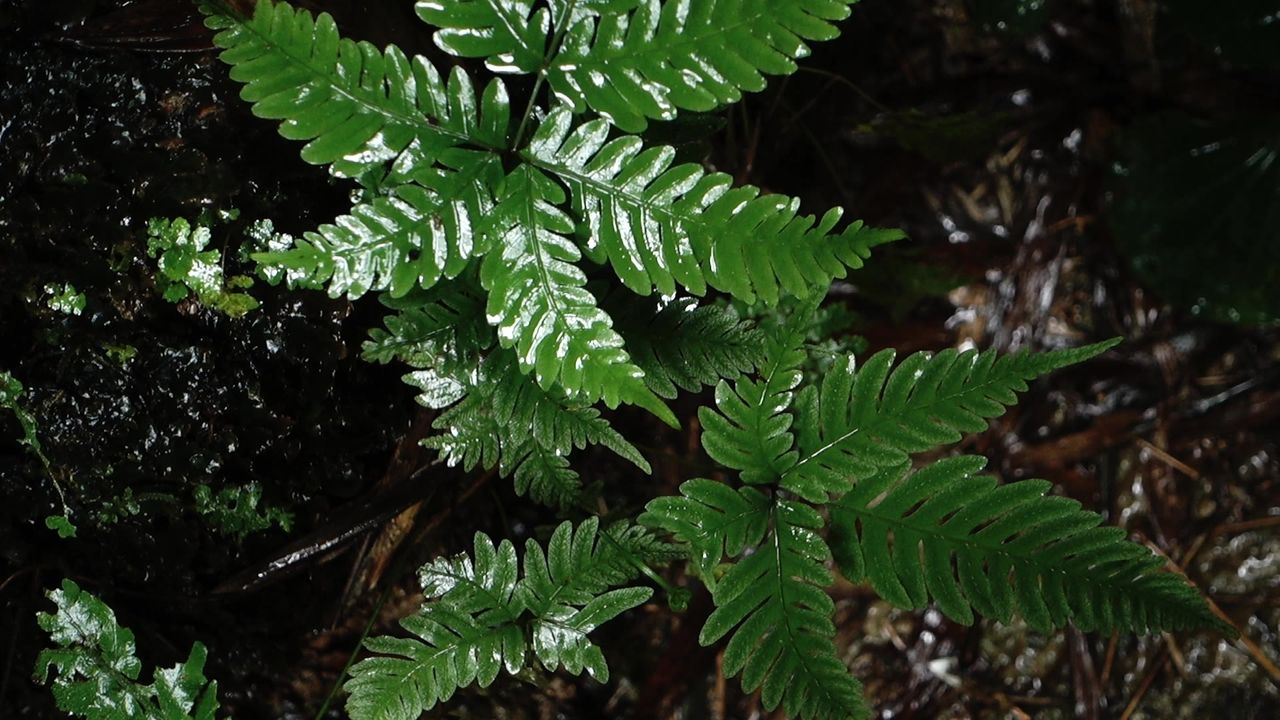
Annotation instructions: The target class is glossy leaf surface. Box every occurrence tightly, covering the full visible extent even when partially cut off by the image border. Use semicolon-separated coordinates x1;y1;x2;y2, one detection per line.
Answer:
480;164;672;422
35;580;219;720
781;339;1121;502
698;320;808;485
425;352;651;508
346;519;668;719
550;0;863;131
700;502;868;720
203;0;509;179
638;478;771;583
829;457;1231;634
525;109;902;303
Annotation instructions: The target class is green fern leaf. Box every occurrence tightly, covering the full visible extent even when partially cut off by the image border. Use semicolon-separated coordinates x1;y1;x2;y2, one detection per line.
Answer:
829;456;1229;634
346;533;525;720
549;0;862;131
364;275;494;408
414;0;550;74
516;518;657;679
203;0;509;178
348;519;663;718
698;320;809;485
523;108;902;302
700;501;868;720
638;478;771;582
426;352;651;507
781;339;1122;502
610;295;764;399
480;163;673;424
259;150;505;298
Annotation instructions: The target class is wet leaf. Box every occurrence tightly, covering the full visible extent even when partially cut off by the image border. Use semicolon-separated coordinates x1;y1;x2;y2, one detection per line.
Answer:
44;283;86;316
346;519;672;720
35;579;220;720
45;514;78;538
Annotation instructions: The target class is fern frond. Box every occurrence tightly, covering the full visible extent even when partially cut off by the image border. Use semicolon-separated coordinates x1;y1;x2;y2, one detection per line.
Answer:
549;0;862;131
414;0;550;74
346;533;525;720
700;501;868;720
203;0;510;179
426;352;651;507
515;517;658;679
347;519;663;718
259;151;504;298
781;339;1122;502
698;320;809;485
610;295;764;399
523;109;902;302
480;164;674;424
829;457;1228;634
363;276;494;408
638;478;771;583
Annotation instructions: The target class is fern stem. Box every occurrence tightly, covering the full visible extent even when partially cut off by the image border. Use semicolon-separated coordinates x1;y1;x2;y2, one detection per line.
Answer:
599;528;689;610
512;0;580;150
314;577;394;720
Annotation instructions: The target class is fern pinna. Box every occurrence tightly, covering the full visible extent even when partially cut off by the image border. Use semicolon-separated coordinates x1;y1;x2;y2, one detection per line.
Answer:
199;1;1226;718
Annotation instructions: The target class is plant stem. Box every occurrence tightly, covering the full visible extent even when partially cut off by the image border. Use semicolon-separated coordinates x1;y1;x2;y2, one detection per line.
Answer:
511;0;580;150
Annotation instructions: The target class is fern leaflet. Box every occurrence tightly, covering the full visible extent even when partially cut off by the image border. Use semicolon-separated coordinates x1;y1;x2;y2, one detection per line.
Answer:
259;149;505;298
700;501;868;720
638;478;771;584
829;457;1231;634
418;0;863;132
480;163;672;421
555;0;861;131
698;319;808;485
203;0;508;177
425;353;650;507
346;519;664;719
609;295;764;398
415;0;550;74
781;339;1122;502
524;108;902;302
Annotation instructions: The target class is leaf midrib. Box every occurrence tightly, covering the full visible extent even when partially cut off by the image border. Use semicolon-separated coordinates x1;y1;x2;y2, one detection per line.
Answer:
228;5;490;150
785;365;1020;481
768;511;858;714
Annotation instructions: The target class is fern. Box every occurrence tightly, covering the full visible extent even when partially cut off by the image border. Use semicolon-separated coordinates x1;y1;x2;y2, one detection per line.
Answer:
35;580;220;720
262;151;506;298
205;0;892;423
639;478;771;583
363;275;494;408
425;352;650;508
479;164;659;412
192;2;1230;718
345;518;667;719
609;295;764;399
781;340;1122;502
421;0;863;132
697;313;809;485
524;108;903;302
701;501;867;720
639;326;1222;719
828;457;1230;634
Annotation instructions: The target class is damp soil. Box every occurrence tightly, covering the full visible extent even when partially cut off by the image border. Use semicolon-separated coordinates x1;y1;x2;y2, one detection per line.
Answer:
2;1;1278;718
